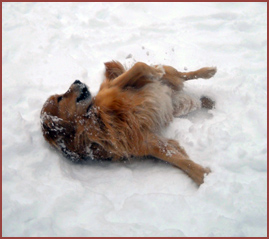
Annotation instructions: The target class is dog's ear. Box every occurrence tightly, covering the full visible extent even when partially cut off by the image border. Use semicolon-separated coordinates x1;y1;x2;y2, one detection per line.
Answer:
104;61;125;81
40;112;75;147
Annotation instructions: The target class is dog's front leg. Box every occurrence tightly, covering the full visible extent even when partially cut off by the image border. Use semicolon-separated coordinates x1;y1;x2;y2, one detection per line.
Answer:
110;62;163;89
143;135;210;186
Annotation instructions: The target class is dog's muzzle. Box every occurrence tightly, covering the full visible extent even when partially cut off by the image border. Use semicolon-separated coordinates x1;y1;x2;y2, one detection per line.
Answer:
73;80;91;103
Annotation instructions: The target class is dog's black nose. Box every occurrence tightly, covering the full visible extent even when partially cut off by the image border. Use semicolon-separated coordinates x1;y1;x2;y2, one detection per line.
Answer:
74;80;82;85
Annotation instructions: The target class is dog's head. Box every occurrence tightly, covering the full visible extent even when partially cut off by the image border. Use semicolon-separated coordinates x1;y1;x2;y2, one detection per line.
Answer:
40;80;92;161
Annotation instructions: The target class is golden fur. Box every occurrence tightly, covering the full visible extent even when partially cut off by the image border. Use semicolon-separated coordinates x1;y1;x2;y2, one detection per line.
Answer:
41;61;217;185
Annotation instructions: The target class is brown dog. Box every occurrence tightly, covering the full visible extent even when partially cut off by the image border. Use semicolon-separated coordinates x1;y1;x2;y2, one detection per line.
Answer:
41;61;216;185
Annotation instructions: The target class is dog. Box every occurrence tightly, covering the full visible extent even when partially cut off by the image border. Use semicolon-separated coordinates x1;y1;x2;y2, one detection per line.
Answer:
40;61;217;185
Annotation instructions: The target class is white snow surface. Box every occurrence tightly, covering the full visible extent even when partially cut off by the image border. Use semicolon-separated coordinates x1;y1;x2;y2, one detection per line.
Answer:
2;2;267;237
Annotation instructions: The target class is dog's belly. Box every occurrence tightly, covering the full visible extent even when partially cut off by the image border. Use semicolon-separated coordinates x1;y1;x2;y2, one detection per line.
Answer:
134;81;174;131
87;81;175;158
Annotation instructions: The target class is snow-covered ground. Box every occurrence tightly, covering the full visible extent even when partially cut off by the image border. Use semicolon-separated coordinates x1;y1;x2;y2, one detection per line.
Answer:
2;2;267;237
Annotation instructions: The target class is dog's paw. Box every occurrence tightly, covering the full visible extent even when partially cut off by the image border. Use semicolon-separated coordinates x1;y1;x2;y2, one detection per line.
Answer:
200;96;215;109
199;67;217;79
192;166;211;186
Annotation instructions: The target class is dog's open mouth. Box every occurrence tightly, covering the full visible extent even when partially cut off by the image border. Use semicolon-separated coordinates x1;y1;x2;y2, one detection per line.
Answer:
76;86;91;103
73;80;91;103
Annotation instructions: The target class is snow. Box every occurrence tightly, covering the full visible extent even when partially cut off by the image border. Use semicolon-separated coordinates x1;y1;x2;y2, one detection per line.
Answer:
2;2;267;237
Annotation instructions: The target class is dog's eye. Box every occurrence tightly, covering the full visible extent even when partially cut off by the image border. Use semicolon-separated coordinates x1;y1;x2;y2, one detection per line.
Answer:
57;96;63;103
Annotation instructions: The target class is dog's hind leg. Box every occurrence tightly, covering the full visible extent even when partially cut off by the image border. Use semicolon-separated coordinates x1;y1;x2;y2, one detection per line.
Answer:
107;62;216;92
177;67;217;81
142;134;210;186
172;92;201;117
172;92;215;117
153;65;217;91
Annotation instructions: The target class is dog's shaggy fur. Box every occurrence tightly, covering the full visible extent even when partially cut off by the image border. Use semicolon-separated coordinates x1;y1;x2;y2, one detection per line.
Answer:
41;61;217;185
